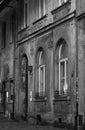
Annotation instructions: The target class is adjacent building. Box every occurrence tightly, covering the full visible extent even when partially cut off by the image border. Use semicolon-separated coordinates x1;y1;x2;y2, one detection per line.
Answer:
0;0;17;117
76;0;85;129
0;0;85;129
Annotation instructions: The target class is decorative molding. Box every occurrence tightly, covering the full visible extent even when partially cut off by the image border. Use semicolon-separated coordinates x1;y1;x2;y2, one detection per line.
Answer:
51;0;71;22
18;14;53;41
17;12;75;46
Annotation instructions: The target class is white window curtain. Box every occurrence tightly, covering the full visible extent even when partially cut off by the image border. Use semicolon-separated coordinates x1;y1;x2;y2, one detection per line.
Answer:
59;43;68;95
36;49;45;97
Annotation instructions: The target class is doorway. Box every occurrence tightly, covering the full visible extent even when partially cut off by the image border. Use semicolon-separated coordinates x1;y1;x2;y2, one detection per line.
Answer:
21;55;28;119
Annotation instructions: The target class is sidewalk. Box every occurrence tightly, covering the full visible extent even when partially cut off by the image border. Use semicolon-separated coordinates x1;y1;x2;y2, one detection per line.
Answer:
0;119;68;130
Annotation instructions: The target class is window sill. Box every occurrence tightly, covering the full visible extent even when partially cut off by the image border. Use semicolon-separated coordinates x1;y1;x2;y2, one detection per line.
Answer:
32;14;47;25
18;14;47;33
18;25;29;34
34;96;47;102
53;95;70;101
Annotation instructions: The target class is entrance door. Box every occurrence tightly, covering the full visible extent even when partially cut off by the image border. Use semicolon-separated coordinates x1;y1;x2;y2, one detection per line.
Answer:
21;55;28;119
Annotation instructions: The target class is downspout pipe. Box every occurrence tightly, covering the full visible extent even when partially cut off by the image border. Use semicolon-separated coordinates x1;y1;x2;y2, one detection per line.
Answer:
75;0;79;129
12;4;18;119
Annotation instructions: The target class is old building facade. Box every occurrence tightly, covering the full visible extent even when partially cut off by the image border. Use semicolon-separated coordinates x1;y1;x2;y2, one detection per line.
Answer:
76;0;85;129
0;0;85;129
0;0;17;117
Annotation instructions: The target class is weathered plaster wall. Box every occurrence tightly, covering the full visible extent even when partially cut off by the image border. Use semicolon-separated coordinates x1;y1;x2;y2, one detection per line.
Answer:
78;18;85;121
77;0;85;16
53;19;76;124
15;19;76;126
14;0;76;125
15;31;53;115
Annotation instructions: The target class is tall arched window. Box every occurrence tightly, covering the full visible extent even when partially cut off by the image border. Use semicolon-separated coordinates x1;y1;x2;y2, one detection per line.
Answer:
36;48;45;97
55;39;68;96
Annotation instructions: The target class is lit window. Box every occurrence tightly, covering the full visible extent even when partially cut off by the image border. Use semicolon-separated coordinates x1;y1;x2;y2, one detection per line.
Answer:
59;0;68;6
39;0;46;18
55;40;68;96
36;49;45;97
59;44;68;95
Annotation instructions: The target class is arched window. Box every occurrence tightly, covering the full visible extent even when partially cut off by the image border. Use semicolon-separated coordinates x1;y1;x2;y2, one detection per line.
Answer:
36;48;45;97
55;39;68;96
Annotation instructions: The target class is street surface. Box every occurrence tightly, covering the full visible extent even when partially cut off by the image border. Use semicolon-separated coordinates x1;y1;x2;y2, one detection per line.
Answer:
0;119;68;130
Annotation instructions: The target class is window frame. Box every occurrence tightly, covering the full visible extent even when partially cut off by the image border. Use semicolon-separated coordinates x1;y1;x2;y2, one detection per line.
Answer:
35;49;46;98
20;0;28;30
59;0;68;6
38;64;45;97
59;44;68;95
24;0;28;28
55;41;68;97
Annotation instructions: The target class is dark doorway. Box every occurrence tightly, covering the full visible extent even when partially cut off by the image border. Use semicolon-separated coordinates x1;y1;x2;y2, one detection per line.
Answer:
21;55;28;119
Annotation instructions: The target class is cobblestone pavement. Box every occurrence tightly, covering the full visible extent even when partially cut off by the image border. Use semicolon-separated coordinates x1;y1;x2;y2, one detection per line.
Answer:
0;119;68;130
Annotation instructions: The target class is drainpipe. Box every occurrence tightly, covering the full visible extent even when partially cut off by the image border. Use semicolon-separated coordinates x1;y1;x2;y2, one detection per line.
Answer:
12;10;18;119
75;1;79;129
12;17;16;120
75;21;78;130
